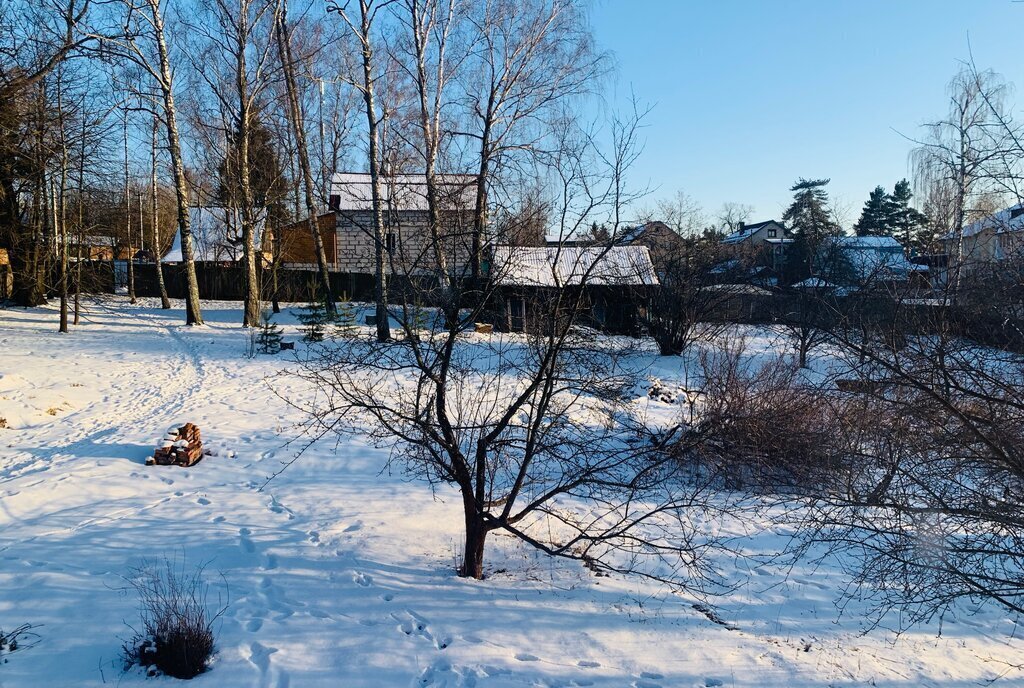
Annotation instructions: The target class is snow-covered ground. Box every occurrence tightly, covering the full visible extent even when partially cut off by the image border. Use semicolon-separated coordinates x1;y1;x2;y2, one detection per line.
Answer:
1;297;1021;687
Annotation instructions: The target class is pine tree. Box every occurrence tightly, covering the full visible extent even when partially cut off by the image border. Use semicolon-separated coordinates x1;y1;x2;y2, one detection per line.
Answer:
854;186;892;236
255;311;283;354
782;178;840;283
886;179;929;252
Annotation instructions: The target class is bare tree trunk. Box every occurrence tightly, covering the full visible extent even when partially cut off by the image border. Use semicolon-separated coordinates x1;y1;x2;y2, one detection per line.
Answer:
124;113;136;304
461;491;487;579
232;3;261;327
276;0;335;315
54;73;69;333
407;0;455;307
358;2;390;342
151;117;171;309
74;116;85;325
148;0;202;325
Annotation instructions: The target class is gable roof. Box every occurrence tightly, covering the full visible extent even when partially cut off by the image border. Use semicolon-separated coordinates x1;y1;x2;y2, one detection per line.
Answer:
823;235;914;280
163;207;265;263
330;173;476;212
721;220;787;244
490;245;659;287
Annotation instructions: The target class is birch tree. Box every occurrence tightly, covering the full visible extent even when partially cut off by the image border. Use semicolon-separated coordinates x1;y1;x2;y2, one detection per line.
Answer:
98;0;203;324
330;0;393;342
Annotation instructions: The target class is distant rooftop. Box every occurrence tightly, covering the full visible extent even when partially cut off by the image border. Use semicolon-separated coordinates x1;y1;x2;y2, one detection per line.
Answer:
330;173;476;212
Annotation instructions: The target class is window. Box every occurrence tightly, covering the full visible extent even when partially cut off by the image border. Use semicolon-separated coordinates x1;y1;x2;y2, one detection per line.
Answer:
768;228;777;238
386;232;396;253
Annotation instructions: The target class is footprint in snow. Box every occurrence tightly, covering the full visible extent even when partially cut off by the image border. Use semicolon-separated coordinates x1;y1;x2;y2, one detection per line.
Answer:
239;527;255;553
514;653;539;662
353;571;372;587
248;641;277;675
245;618;263;632
196;496;210;505
380;593;394;602
577;661;601;668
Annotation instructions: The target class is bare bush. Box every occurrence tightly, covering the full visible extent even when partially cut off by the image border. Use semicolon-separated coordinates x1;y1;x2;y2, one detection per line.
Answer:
690;339;842;491
807;320;1024;621
120;558;226;679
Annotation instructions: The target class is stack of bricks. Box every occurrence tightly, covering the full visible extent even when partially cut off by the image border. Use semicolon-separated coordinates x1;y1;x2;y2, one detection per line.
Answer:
148;423;204;467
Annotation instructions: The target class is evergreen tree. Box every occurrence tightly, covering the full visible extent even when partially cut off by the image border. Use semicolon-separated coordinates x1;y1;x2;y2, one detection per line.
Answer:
781;178;840;283
886;179;929;252
255;311;283;354
854;186;892;236
334;296;358;335
297;286;328;343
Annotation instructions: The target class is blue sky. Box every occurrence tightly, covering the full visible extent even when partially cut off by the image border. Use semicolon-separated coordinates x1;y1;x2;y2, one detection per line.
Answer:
589;0;1024;227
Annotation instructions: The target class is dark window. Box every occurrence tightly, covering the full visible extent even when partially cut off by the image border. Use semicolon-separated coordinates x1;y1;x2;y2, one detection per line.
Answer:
1011;207;1024;220
386;232;396;252
768;228;777;238
328;194;340;211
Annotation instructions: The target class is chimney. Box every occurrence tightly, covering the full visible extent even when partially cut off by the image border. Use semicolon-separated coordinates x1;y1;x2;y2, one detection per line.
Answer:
737;221;745;234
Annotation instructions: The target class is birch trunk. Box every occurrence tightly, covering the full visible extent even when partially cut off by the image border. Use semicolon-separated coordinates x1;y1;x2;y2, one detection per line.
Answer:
149;0;202;325
152;117;171;308
276;0;335;314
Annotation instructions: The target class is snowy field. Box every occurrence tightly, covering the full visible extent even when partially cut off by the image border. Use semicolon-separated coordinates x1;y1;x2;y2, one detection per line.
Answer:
1;297;1022;688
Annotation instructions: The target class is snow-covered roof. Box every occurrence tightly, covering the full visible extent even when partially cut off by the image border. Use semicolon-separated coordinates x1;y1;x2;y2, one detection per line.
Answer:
721;220;785;244
490;245;659;287
163;207;265;263
946;203;1024;240
330;173;476;212
792;277;836;289
826;235;914;280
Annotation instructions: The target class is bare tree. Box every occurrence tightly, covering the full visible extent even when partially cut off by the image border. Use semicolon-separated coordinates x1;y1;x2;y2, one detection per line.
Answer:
910;67;1019;295
807;307;1024;621
276;92;734;591
150;113;171;308
330;0;394;341
276;0;337;315
186;0;280;326
97;0;204;324
458;0;607;280
0;0;94;307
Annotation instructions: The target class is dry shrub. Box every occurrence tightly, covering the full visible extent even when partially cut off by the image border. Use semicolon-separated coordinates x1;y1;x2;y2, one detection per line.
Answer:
121;558;226;679
693;342;841;491
0;623;41;661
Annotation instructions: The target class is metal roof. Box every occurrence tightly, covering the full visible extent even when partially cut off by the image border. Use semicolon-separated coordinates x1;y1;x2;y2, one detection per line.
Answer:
163;207;265;263
490;245;659;287
330;173;477;212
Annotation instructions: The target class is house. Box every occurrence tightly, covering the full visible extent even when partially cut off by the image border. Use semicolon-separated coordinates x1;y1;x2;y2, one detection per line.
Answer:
68;235;133;262
268;211;339;269
162;207;267;264
818;235;917;289
488;245;659;333
327;173;477;276
720;220;792;272
941;203;1024;280
614;221;689;276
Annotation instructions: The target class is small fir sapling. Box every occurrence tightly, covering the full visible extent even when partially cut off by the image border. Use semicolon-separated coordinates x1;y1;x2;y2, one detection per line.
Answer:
297;290;329;343
334;295;358;335
255;311;283;354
